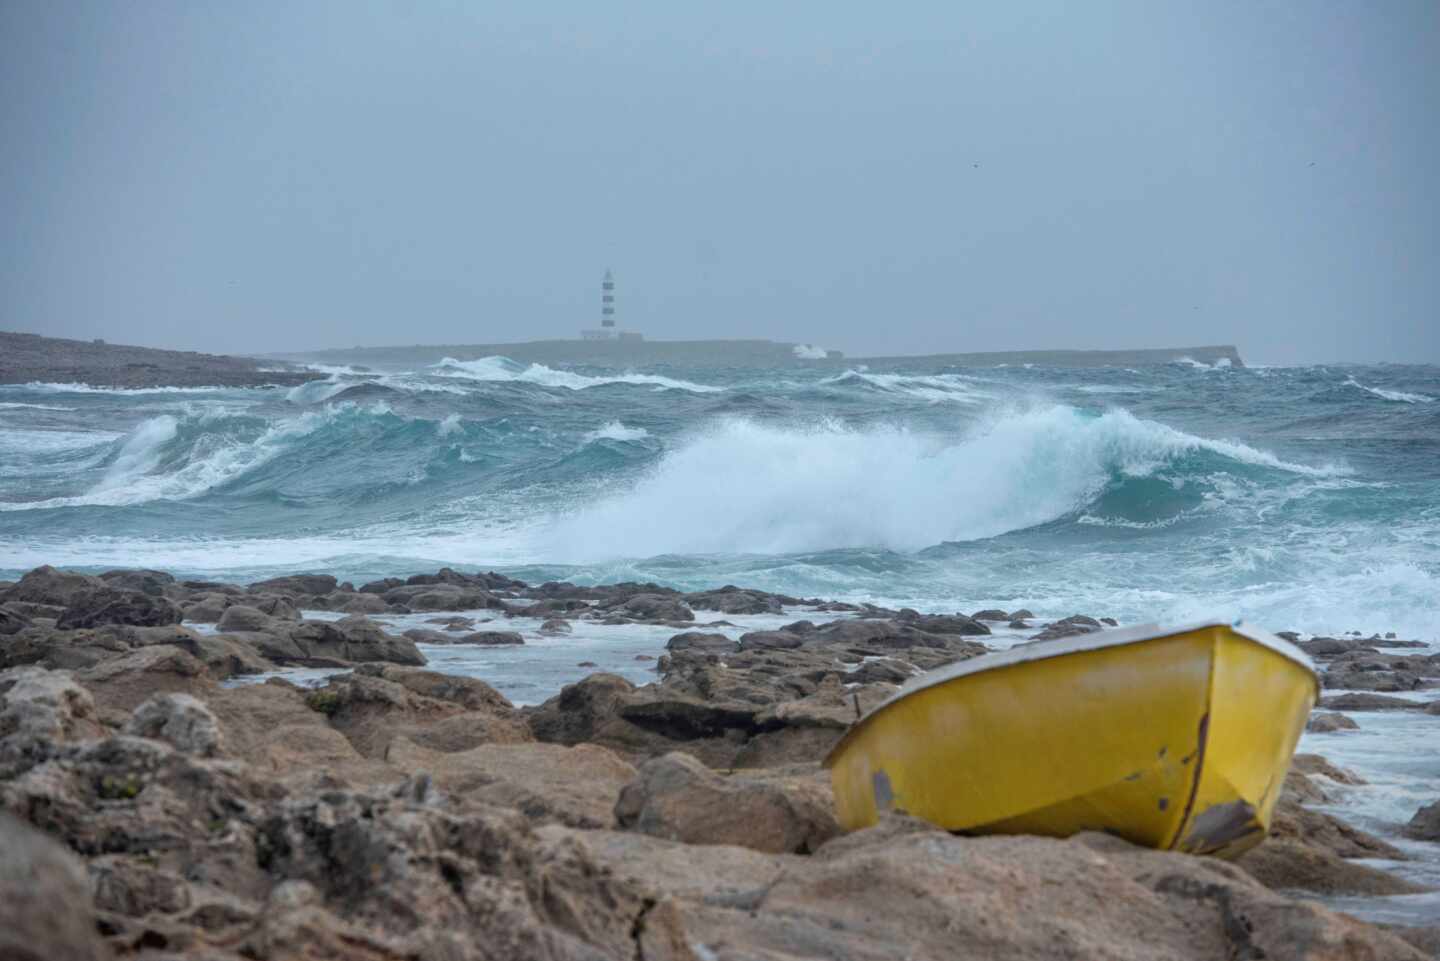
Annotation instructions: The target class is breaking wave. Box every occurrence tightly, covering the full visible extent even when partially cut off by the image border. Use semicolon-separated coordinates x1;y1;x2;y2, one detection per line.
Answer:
548;406;1343;558
819;369;990;404
1343;377;1432;404
431;356;721;393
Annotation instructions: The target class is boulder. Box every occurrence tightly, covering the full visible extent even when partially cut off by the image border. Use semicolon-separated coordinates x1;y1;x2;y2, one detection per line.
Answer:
1323;668;1422;692
1317;692;1425;711
179;592;231;623
251;788;647;960
75;645;215;715
0;666;106;776
249;618;425;667
737;630;805;651
1405;799;1440;841
616;593;695;622
0;812;109;961
685;587;783;615
96;568;175;596
247;573;338;596
971;609;1009;621
901;613;991;637
458;630;525;646
324;590;389;614
1301;637;1377;657
1029;614;1103;642
1292;753;1366;785
56;587;183;629
665;632;735;654
538;618;572;635
124;692;224;757
614;752;840;853
1305;711;1359;733
216;603;278;633
3;565;106;607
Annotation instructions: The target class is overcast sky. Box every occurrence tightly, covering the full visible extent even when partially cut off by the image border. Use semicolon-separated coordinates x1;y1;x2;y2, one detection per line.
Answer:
1;1;1436;364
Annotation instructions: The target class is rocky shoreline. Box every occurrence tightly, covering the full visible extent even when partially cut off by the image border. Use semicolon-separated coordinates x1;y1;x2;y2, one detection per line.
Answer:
2;564;1437;959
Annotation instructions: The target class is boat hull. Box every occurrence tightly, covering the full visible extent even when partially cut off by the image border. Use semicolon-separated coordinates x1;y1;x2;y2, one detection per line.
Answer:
825;623;1317;858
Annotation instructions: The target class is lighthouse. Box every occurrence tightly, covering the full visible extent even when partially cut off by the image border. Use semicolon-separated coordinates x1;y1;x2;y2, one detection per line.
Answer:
601;269;616;329
581;269;642;341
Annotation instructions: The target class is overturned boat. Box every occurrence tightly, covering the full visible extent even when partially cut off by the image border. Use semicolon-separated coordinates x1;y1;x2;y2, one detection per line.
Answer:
824;620;1318;858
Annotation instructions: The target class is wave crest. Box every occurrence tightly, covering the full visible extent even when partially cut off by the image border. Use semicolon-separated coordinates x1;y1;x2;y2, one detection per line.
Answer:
431;356;721;393
547;407;1343;558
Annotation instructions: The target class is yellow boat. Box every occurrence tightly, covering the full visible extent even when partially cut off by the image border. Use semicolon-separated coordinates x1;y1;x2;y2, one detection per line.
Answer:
824;619;1318;858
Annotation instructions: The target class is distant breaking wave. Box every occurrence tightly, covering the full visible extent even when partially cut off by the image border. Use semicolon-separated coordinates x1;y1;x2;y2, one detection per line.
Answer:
1343;376;1433;404
819;369;991;404
431;356;722;393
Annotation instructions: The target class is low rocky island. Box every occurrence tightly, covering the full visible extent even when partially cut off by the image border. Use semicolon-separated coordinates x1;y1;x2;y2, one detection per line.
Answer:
1;564;1436;959
0;331;322;389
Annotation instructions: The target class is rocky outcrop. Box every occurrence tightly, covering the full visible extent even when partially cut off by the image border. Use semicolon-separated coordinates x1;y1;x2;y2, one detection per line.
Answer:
387;739;637;829
567;818;1426;961
614;752;839;853
56;587;183;630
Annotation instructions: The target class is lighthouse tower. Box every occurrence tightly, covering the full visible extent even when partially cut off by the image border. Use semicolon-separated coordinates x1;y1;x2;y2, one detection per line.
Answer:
581;269;642;341
601;269;616;329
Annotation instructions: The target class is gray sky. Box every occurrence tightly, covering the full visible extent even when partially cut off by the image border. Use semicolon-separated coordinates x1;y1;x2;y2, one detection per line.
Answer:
1;1;1436;364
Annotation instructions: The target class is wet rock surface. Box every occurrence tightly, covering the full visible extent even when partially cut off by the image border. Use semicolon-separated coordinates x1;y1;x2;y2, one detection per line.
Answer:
0;564;1435;959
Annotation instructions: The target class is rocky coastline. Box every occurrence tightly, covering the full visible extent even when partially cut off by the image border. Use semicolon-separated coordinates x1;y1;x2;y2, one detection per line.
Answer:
2;564;1437;959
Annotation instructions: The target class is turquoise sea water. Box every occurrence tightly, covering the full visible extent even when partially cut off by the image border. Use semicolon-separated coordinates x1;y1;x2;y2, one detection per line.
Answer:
3;356;1437;639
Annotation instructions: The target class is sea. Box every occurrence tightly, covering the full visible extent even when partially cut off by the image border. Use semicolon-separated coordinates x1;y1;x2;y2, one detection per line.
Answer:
2;355;1437;636
1;354;1437;920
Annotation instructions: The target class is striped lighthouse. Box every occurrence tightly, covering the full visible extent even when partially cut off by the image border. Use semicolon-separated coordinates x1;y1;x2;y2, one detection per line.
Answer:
601;269;616;329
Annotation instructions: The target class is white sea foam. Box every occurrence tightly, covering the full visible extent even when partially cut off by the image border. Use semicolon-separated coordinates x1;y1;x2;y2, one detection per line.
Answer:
792;344;829;360
437;413;464;437
17;381;242;395
582;421;650;443
431;356;721;393
1343;377;1433;404
0;401;76;411
546;407;1342;558
821;370;990;403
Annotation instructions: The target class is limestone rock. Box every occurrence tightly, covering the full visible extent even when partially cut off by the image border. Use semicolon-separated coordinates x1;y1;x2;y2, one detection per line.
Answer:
666;631;737;653
216;604;278;633
75;645;216;715
614;751;839;854
125;692;225;757
459;630;525;646
3;565;106;607
253;788;648;960
57;586;183;629
388;739;637;828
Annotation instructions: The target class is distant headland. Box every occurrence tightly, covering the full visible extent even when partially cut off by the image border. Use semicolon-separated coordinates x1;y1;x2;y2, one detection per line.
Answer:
270;339;1246;371
0;330;1245;388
